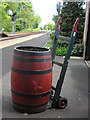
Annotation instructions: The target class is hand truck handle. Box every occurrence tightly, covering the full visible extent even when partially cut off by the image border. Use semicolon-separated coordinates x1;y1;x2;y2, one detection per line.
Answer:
56;17;61;30
73;18;80;32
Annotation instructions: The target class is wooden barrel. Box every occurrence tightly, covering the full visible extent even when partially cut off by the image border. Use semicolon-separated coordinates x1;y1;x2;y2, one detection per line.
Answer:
11;46;52;113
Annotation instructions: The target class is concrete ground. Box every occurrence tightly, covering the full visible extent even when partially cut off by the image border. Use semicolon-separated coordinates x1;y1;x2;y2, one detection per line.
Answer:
0;32;48;49
1;33;88;119
0;31;47;41
2;56;88;118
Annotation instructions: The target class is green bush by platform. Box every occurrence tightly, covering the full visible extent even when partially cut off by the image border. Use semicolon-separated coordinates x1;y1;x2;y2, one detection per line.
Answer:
53;2;85;40
46;32;84;57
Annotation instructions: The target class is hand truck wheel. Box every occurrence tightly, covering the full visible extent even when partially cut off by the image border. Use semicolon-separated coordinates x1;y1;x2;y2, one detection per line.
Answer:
57;97;68;109
50;90;54;95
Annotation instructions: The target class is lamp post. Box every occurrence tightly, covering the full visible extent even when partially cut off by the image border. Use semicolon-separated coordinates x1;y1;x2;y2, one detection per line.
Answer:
11;12;17;34
12;21;15;34
56;2;62;15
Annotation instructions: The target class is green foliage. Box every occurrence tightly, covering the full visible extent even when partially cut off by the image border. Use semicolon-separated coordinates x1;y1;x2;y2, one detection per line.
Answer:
3;17;12;32
53;2;86;39
71;43;84;56
1;2;41;32
0;2;14;31
56;47;67;56
32;15;41;29
48;31;84;56
50;2;85;56
32;28;40;32
44;22;55;31
17;27;40;32
50;32;54;39
56;40;84;56
58;39;69;47
52;15;58;25
39;26;43;30
16;2;34;31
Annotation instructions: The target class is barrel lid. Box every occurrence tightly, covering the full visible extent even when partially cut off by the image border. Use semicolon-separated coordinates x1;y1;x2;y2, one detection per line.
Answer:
14;46;51;56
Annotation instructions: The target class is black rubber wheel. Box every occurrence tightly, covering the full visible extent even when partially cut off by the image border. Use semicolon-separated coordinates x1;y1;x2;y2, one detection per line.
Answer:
50;89;54;95
49;90;54;101
57;97;68;109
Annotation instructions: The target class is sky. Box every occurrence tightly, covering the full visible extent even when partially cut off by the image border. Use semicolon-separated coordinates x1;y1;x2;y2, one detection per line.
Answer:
30;0;63;27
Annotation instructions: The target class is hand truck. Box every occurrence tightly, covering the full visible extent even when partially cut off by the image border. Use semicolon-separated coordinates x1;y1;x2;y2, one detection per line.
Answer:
50;17;80;109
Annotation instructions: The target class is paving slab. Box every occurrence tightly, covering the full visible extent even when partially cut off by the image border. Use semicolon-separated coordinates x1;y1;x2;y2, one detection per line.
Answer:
1;33;88;119
2;56;88;118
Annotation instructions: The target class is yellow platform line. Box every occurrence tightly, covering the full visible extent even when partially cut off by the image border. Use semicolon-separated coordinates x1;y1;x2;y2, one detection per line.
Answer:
85;61;90;68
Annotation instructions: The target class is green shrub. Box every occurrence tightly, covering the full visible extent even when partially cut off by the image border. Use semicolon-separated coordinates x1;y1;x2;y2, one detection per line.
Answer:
50;32;54;40
56;47;67;56
58;39;69;47
45;39;53;49
71;43;84;56
3;18;12;32
49;31;84;56
33;28;39;32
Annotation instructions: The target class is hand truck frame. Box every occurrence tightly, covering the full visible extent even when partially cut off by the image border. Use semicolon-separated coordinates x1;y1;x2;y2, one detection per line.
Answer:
50;17;80;109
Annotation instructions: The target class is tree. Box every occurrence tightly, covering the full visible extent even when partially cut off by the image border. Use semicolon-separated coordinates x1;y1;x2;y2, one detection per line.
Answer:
15;2;41;30
43;22;55;31
1;2;41;32
0;2;14;32
53;2;86;39
16;2;35;31
32;15;41;29
52;14;58;25
0;2;19;32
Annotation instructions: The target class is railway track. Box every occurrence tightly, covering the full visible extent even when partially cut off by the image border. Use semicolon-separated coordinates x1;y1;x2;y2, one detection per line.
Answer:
0;31;49;49
0;31;47;41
